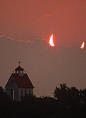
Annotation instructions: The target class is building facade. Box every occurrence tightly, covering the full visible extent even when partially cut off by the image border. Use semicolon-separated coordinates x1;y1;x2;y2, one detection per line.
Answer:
5;63;34;101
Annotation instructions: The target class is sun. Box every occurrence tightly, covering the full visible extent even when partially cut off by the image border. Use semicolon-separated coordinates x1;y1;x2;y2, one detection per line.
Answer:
80;42;85;49
49;34;55;47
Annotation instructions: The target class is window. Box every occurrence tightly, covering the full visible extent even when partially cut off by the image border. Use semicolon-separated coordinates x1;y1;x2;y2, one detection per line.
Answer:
21;90;23;97
11;89;14;101
29;90;31;95
25;90;27;95
20;71;22;74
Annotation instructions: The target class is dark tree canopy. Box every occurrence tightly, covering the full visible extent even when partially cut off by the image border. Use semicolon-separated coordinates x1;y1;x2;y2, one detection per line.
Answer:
0;85;86;118
54;83;85;109
0;86;9;101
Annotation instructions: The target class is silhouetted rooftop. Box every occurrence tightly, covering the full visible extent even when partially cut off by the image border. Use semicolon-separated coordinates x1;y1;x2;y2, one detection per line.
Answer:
15;66;24;70
12;73;34;88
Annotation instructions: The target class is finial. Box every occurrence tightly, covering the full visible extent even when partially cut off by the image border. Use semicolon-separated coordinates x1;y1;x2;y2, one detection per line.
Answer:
18;61;21;66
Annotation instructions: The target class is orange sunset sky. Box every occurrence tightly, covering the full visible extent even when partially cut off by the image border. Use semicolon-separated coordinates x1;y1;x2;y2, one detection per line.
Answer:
0;0;86;96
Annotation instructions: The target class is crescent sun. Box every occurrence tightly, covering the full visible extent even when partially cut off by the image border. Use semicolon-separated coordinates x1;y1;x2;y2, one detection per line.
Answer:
49;34;55;47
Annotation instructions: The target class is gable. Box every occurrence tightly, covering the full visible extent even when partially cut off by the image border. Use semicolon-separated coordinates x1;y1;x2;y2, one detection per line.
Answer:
5;74;19;89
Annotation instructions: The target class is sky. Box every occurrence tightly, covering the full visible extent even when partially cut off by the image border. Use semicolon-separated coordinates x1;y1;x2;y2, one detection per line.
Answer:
0;0;86;97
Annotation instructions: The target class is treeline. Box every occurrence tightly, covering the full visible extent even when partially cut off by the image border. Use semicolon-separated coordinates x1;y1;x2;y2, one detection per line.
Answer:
0;84;86;118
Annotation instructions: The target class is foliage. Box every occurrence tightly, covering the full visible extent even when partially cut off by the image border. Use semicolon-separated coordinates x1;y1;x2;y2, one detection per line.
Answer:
54;84;81;109
0;86;10;102
0;85;86;118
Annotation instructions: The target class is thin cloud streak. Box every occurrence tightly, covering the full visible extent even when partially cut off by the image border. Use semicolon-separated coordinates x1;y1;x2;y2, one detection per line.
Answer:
41;14;53;18
0;35;78;48
0;35;47;44
36;38;47;41
0;35;34;43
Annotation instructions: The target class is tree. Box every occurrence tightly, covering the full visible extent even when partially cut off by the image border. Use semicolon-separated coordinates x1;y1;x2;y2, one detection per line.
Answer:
80;88;86;105
54;84;81;109
54;83;70;100
0;86;9;102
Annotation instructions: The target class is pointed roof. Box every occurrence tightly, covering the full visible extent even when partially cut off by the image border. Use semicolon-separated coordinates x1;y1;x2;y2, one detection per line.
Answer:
15;66;24;70
12;73;34;88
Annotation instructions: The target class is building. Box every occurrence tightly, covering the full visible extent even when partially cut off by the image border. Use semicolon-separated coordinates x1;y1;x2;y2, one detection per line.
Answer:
5;62;34;101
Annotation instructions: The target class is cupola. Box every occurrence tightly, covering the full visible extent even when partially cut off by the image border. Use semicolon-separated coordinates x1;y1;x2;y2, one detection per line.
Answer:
15;61;24;77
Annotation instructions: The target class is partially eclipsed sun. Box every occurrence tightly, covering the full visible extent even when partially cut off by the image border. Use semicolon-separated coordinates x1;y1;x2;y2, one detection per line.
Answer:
49;34;55;47
80;42;85;49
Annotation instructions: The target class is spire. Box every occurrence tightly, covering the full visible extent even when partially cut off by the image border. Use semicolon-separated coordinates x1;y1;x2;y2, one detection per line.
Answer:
15;61;24;70
18;61;21;66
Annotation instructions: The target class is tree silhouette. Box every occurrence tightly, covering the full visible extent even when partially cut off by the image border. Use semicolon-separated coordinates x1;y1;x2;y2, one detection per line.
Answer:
0;85;86;118
54;84;81;109
80;88;86;105
0;86;9;101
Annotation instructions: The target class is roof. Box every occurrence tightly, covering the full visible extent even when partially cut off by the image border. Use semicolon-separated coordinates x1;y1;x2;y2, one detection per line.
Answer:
15;66;24;70
12;74;34;88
